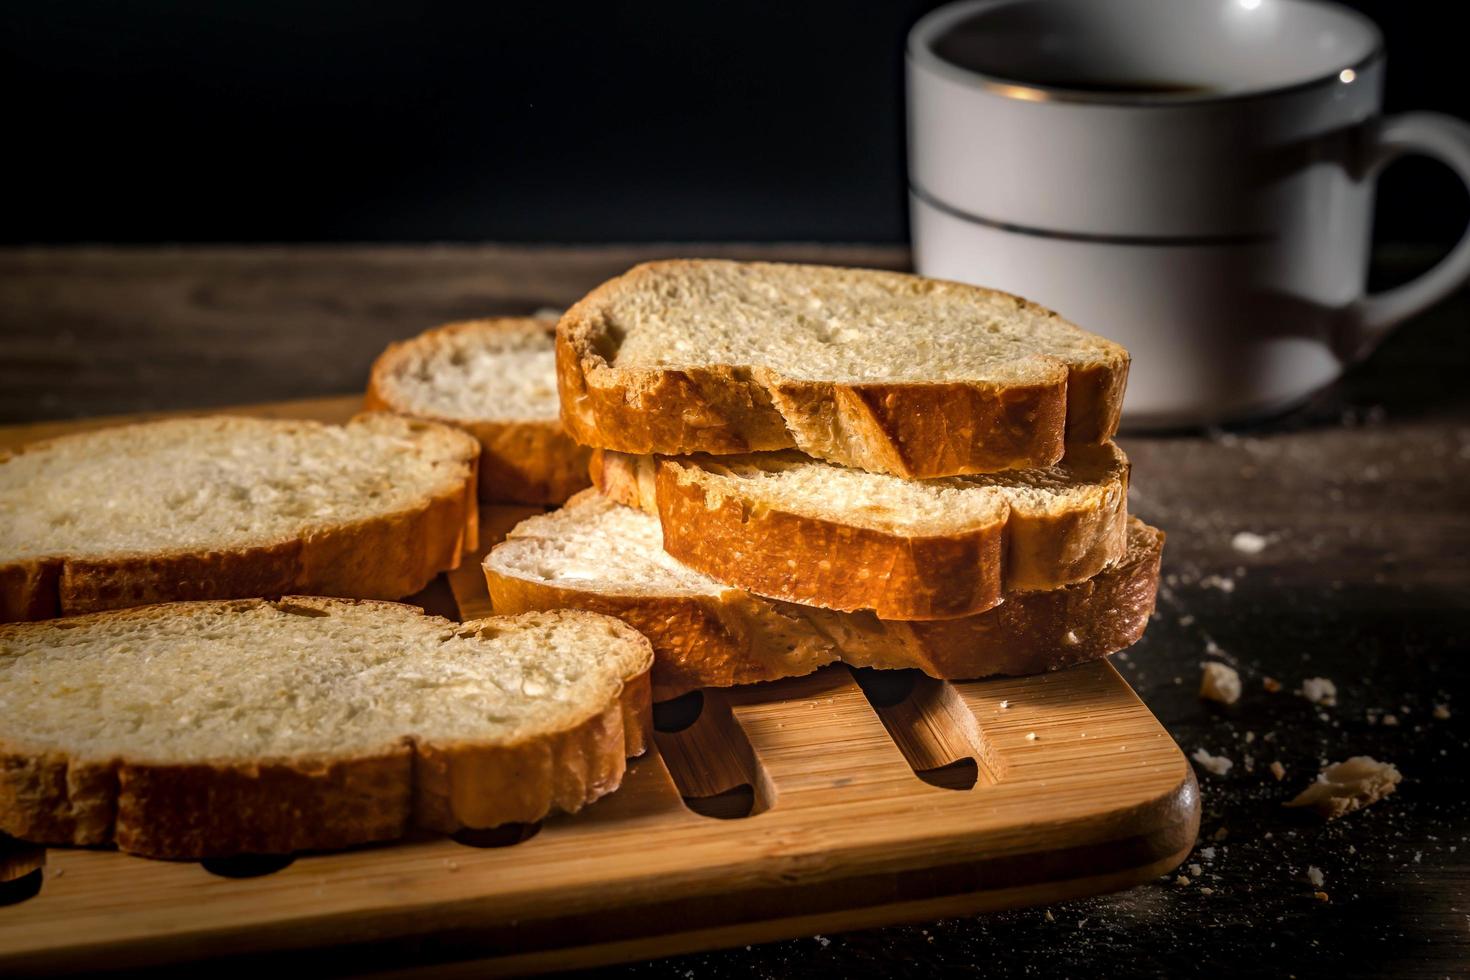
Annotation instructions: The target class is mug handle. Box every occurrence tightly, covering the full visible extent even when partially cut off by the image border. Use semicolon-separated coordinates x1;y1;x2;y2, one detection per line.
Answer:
1341;112;1470;361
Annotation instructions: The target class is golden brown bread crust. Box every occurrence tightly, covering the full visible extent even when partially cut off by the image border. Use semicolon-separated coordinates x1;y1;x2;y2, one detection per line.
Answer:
829;521;1162;677
557;260;1127;478
590;446;1130;620
0;598;654;858
488;520;1163;701
1065;356;1131;444
469;418;593;506
366;319;592;505
0;415;480;624
655;462;1003;620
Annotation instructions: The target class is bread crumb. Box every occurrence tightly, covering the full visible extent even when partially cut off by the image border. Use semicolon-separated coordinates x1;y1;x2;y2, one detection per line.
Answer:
1175;875;1191;886
1025;731;1038;741
1286;756;1402;819
1063;630;1081;646
1200;887;1215;896
1263;676;1282;693
1300;677;1338;706
1199;574;1236;593
999;700;1010;709
1192;748;1233;776
1433;704;1451;720
1044;909;1055;922
1306;866;1324;887
1382;713;1400;726
1189;863;1203;876
1232;531;1269;554
1313;891;1330;903
1270;760;1287;781
1200;846;1216;861
1199;662;1242;705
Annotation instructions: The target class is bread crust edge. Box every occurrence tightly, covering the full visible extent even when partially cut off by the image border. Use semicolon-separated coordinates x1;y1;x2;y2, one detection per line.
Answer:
654;459;1006;620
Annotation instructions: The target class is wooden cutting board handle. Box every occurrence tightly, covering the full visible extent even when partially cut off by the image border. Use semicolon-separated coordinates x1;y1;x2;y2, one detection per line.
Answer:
0;835;44;885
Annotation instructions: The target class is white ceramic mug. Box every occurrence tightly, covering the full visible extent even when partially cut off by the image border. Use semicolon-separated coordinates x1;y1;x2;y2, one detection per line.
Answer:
908;0;1470;429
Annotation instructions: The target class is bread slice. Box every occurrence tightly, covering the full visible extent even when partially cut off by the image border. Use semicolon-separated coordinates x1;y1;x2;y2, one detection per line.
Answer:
0;597;653;858
366;317;592;504
0;414;479;623
590;443;1129;620
485;492;1162;700
557;260;1129;478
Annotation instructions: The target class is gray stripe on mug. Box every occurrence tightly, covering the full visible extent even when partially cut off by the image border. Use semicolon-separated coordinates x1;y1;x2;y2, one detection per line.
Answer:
910;184;1277;247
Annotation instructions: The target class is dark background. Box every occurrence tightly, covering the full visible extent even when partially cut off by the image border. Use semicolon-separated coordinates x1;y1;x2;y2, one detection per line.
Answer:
3;0;1466;246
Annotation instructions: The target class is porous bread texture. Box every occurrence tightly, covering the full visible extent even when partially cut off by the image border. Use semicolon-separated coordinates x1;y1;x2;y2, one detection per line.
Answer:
589;443;1130;620
366;318;592;505
558;260;1130;477
372;318;562;421
485;491;1163;699
606;266;1110;384
0;597;653;858
0;414;479;622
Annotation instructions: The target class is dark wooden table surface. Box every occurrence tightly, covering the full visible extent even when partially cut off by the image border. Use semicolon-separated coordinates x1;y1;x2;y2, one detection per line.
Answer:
1;245;1466;978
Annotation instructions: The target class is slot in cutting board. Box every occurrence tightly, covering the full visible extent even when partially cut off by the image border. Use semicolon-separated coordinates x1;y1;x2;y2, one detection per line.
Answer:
0;397;1199;976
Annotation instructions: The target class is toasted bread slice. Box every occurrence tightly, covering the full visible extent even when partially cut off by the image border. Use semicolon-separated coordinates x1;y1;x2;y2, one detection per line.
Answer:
485;492;1162;700
366;317;592;504
0;598;653;858
590;443;1129;620
0;414;479;622
557;260;1129;477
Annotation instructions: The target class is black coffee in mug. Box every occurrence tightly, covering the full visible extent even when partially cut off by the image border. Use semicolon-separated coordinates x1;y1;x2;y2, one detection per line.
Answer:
981;76;1216;95
930;10;1218;96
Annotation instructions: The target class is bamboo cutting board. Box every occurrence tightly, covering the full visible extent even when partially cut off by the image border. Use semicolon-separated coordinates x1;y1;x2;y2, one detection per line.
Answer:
0;397;1199;976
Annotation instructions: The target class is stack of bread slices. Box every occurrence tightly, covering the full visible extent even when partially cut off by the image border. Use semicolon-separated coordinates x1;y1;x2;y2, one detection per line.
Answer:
0;257;1162;861
480;260;1163;701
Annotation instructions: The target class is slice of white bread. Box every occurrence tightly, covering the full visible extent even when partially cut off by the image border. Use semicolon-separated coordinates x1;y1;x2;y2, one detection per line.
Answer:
485;492;1162;700
0;597;653;858
0;414;479;623
591;443;1129;620
366;317;592;504
557;260;1129;478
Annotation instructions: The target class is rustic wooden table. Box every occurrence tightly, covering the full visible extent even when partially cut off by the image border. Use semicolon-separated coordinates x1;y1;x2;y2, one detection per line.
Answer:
1;245;1466;978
